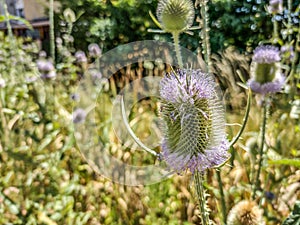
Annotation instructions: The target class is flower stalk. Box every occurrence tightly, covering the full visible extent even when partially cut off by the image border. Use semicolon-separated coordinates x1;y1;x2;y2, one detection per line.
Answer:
216;170;227;225
252;101;268;199
172;32;183;68
49;0;55;62
194;171;211;225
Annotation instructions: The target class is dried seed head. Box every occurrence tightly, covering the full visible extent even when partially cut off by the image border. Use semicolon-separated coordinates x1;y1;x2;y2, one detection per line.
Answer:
227;200;265;225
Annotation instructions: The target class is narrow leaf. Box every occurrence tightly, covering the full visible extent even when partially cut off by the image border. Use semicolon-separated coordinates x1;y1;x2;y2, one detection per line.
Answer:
269;159;300;167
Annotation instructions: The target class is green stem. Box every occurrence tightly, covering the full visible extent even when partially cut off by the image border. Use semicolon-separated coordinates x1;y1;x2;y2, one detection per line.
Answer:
288;0;292;43
229;88;252;147
272;17;279;44
252;102;268;199
286;23;300;94
49;0;55;62
199;0;211;73
172;32;183;68
216;170;227;225
0;90;9;149
194;171;211;225
2;0;14;40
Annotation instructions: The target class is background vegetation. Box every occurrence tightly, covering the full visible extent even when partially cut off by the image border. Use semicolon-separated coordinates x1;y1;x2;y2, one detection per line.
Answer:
0;0;299;224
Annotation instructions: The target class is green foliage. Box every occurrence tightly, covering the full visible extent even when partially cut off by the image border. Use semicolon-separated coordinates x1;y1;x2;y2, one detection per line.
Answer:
282;201;300;225
56;0;158;52
208;0;272;53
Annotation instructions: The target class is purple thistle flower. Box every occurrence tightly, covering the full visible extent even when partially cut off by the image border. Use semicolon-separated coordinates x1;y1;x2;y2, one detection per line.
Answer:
72;108;86;124
159;69;229;173
248;45;285;94
88;43;102;58
75;51;87;63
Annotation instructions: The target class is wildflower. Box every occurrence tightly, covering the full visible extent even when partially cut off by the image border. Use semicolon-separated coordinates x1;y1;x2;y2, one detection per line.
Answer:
88;43;102;58
159;69;229;173
227;200;265;225
156;0;194;33
72;108;86;124
281;45;295;61
248;45;285;95
70;93;80;102
39;51;47;58
37;60;56;79
0;77;5;88
75;51;87;63
268;0;283;14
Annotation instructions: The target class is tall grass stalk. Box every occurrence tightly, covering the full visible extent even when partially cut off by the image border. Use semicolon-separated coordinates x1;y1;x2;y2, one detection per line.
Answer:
253;102;268;199
49;0;55;62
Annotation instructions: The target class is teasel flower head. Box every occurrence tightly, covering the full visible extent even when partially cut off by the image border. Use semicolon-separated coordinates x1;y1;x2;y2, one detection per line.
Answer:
248;45;285;95
159;69;229;173
227;200;265;225
156;0;195;33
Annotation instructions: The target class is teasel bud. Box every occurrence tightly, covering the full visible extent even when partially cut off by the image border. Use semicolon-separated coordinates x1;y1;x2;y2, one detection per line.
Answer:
248;45;285;95
227;200;265;225
159;69;229;173
156;0;195;33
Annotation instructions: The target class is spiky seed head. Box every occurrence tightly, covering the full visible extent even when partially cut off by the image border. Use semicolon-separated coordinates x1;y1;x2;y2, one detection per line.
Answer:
227;200;265;225
156;0;195;33
159;69;229;173
248;45;285;94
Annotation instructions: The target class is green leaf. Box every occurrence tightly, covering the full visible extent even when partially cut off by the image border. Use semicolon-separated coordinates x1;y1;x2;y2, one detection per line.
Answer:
269;159;300;168
0;15;5;22
282;201;300;225
7;15;33;30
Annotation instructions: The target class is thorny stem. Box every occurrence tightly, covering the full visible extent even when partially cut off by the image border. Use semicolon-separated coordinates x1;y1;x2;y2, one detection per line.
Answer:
49;0;55;62
252;102;268;199
216;170;227;225
198;0;211;73
194;171;211;225
172;32;183;68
